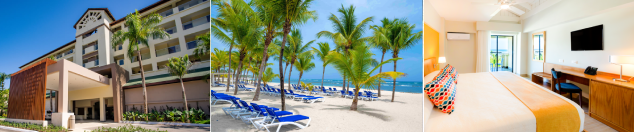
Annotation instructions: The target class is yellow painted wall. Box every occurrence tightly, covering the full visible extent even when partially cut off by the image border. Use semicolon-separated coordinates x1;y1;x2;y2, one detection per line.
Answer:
424;23;440;70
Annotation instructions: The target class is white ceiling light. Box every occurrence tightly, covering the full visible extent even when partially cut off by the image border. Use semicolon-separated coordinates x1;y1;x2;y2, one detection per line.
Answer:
501;4;510;9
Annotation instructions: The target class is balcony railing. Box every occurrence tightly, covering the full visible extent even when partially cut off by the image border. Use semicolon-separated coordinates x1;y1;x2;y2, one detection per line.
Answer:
83;29;98;39
156;45;181;57
159;9;174;17
187;40;199;49
56;54;63;59
64;49;74;55
153;27;177;39
83;60;96;68
83;45;97;54
131;54;151;63
178;0;207;11
183;15;210;30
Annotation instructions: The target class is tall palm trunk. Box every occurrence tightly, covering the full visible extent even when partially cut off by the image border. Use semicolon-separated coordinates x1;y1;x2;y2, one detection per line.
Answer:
284;63;290;78
391;52;398;102
136;50;149;118
351;85;359;110
378;50;385;97
320;66;325;88
297;71;303;85
278;19;291;111
288;61;295;87
342;75;346;97
179;78;190;123
234;51;246;95
253;49;270;101
226;42;234;92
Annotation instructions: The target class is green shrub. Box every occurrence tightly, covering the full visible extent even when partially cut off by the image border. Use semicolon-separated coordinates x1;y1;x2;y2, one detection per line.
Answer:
0;121;67;132
124;105;208;123
91;124;167;132
194;120;210;124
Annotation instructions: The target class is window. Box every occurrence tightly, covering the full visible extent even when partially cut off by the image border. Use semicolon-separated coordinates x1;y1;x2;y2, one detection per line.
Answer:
118;59;124;65
118;45;123;51
532;31;546;62
187;40;198;49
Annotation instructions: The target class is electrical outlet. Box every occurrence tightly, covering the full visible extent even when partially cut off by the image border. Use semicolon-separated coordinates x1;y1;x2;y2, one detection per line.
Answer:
559;59;564;63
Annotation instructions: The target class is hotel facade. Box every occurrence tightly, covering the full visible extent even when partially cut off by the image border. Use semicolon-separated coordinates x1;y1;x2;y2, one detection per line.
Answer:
7;0;211;128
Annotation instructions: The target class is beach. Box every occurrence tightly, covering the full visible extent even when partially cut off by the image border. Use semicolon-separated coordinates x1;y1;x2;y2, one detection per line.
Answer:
210;82;424;132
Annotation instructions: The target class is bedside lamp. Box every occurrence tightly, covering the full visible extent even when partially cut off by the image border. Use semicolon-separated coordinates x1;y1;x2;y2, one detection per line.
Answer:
609;55;634;82
436;57;446;69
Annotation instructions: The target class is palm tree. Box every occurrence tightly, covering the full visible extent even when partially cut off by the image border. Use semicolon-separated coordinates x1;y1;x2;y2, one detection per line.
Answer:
0;73;10;91
317;5;373;94
194;32;211;82
164;55;193;123
367;18;394;97
261;68;279;86
211;0;259;94
386;19;422;102
211;48;229;82
111;10;170;115
294;52;315;85
252;40;280;101
311;42;332;88
328;44;404;110
274;0;317;111
286;29;315;88
252;0;283;101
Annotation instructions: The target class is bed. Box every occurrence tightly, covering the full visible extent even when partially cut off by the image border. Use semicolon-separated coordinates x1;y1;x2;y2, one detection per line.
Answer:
423;59;584;132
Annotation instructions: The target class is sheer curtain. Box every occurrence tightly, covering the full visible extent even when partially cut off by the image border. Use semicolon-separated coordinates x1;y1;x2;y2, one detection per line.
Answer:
475;30;491;72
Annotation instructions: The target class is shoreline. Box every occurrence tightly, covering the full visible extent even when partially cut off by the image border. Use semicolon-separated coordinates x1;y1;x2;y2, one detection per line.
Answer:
213;79;423;94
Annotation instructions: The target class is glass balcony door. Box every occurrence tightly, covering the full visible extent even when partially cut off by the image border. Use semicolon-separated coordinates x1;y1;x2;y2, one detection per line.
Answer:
489;35;514;72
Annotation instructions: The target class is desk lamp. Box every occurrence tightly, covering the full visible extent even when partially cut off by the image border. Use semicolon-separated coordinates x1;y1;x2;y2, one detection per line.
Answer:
609;55;634;82
436;57;446;68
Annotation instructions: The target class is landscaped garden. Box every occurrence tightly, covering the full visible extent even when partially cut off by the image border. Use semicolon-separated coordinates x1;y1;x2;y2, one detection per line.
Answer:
0;121;67;132
122;106;209;124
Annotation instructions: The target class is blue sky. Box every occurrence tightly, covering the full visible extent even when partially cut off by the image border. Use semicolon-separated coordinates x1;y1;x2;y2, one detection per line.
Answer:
211;0;423;82
0;0;159;87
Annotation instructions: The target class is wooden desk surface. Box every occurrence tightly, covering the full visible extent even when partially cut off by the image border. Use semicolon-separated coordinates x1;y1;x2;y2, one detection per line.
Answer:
556;69;634;90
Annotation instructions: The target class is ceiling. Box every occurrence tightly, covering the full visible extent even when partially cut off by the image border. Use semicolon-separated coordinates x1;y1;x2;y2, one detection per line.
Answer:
428;0;555;23
47;72;108;91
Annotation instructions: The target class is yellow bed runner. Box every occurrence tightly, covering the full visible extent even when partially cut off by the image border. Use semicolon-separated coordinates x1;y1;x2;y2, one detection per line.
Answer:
490;72;580;132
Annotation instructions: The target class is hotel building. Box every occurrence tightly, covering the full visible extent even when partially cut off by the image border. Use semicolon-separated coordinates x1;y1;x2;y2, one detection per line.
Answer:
6;0;211;128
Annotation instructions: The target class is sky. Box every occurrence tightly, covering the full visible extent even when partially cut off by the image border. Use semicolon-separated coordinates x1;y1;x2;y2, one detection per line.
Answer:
0;0;160;87
210;0;424;82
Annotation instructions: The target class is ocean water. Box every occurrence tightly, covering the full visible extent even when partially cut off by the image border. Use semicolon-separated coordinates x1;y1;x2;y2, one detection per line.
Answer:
268;78;423;93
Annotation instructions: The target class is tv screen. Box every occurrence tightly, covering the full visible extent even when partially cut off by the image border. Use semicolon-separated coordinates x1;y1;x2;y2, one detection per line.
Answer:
571;25;603;51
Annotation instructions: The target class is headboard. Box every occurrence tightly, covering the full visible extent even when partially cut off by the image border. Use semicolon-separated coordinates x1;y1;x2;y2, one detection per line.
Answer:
424;57;438;76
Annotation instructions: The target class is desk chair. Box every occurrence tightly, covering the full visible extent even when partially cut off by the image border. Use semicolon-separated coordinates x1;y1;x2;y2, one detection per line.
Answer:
552;68;583;107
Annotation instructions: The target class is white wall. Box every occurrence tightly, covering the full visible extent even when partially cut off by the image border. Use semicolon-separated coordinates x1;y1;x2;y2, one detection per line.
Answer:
424;0;446;57
523;0;634;76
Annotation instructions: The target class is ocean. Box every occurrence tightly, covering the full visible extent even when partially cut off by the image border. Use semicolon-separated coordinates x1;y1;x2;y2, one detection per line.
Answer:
268;78;423;93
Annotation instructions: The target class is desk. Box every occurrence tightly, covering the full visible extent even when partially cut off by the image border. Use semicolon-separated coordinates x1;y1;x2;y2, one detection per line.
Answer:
533;63;634;132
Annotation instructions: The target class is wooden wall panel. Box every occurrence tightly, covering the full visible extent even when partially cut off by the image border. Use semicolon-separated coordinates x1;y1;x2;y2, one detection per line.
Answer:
7;62;48;120
424;23;440;75
424;58;438;76
590;80;634;132
7;59;55;120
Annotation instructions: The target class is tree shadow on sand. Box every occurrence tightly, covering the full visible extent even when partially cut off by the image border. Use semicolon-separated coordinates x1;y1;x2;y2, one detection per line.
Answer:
320;104;392;121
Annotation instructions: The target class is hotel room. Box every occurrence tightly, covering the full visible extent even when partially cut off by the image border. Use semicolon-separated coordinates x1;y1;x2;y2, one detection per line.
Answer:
423;0;634;131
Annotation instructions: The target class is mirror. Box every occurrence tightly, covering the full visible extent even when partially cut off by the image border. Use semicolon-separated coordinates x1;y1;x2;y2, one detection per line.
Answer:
532;31;545;62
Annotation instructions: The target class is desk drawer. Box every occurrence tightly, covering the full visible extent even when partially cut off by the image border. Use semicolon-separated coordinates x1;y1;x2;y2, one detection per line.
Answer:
589;80;634;132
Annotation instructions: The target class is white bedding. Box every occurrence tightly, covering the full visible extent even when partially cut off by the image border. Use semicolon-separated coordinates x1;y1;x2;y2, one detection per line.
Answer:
423;72;584;132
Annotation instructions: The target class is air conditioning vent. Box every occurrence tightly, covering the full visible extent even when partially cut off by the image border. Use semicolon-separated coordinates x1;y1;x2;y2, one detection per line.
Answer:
447;32;470;40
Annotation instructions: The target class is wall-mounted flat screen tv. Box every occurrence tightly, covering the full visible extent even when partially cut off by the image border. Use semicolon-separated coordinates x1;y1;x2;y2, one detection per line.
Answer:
571;25;603;51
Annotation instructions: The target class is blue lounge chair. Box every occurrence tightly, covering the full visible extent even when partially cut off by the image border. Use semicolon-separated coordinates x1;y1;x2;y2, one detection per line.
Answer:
254;108;311;132
302;96;325;103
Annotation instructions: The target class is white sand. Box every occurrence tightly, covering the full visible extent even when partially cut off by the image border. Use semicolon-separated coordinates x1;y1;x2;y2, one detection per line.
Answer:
210;82;423;132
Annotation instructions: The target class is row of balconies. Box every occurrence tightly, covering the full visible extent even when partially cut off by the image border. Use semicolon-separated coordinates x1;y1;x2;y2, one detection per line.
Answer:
158;0;207;18
55;49;75;59
114;40;199;66
82;44;98;55
183;15;210;30
83;59;99;68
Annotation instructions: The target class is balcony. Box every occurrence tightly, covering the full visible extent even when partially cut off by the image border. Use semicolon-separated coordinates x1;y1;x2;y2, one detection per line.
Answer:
83;45;97;54
186;40;199;50
178;0;207;11
131;53;151;63
183;15;210;30
83;60;98;68
83;29;98;39
156;45;181;57
153;27;177;39
159;9;174;17
64;49;74;55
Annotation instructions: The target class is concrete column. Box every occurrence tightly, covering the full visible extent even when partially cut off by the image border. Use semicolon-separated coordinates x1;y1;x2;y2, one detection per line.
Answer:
174;16;184;34
52;64;71;128
75;37;83;65
92;107;96;119
152;62;158;71
100;97;105;121
84;107;88;119
178;36;187;53
98;26;111;66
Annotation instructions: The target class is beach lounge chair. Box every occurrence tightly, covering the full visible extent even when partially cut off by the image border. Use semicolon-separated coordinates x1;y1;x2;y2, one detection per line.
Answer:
293;95;315;101
254;108;311;132
345;91;355;99
215;82;227;87
223;98;246;116
302;96;325;103
321;89;332;96
211;91;239;105
364;91;378;101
